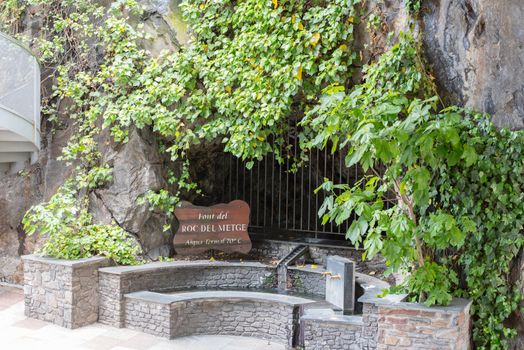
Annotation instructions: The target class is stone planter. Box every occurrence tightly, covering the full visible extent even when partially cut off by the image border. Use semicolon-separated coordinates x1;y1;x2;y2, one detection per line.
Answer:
358;281;472;350
22;254;109;329
301;273;472;350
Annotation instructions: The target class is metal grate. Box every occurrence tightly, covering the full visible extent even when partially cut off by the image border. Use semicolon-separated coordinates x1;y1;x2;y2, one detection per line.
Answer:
222;142;362;241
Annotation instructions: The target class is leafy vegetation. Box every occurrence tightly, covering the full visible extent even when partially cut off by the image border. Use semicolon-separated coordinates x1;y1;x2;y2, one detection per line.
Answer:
2;0;524;348
23;176;142;266
303;32;524;349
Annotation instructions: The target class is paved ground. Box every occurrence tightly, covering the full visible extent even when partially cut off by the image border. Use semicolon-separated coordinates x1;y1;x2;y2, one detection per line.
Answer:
0;286;285;350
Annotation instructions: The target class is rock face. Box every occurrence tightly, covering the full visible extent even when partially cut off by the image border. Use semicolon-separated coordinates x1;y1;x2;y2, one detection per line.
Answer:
423;4;524;346
423;0;524;129
0;120;73;284
91;127;172;259
140;0;191;56
0;1;191;282
0;174;41;285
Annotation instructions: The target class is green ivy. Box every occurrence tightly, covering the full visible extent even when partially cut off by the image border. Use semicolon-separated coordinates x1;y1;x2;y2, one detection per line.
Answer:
302;32;524;349
22;177;142;265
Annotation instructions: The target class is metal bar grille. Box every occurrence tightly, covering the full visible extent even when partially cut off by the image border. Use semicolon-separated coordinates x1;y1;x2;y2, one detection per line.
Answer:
223;141;360;240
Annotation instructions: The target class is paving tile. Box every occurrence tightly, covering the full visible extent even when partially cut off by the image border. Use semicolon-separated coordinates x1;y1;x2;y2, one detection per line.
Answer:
12;317;50;330
118;333;163;349
147;342;189;350
101;327;149;340
81;335;126;350
3;336;53;350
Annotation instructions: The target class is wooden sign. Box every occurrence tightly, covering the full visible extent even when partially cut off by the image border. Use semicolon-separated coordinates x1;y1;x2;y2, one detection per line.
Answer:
173;200;251;255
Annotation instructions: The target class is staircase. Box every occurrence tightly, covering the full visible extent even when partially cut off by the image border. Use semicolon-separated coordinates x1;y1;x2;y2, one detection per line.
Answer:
0;32;40;176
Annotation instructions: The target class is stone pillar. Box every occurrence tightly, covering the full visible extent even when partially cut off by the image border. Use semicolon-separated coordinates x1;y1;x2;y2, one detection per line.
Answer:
374;299;472;350
22;254;109;329
325;255;355;315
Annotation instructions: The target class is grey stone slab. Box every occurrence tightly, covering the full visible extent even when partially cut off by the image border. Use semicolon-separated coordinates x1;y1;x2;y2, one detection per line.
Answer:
126;290;315;306
99;260;273;275
287;265;326;274
301;309;364;326
325;255;355;315
22;254;108;267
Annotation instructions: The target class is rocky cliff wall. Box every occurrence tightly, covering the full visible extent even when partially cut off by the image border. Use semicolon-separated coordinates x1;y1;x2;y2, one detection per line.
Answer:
423;0;524;129
0;0;187;283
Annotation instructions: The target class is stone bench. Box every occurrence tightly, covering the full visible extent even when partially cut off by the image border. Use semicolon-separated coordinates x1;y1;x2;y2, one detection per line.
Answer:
123;290;315;349
98;260;277;327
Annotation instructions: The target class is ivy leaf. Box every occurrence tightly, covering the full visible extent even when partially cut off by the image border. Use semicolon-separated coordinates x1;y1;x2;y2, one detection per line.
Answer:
345;146;366;168
310;32;320;47
373;138;399;163
346;217;369;246
461;144;478;167
461;216;476;233
295;65;303;81
442;126;460;147
407;166;431;207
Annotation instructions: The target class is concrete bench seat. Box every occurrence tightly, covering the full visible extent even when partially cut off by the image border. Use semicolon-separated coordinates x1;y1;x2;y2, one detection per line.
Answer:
124;290;315;349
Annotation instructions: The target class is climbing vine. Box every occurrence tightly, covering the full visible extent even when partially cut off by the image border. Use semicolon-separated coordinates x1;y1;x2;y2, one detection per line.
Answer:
1;0;524;348
301;30;524;350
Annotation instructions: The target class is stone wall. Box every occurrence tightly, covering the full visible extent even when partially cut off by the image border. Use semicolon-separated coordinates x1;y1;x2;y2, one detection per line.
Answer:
22;254;109;329
374;300;471;350
21;257;472;349
170;299;297;347
124;295;171;338
98;261;276;327
251;239;385;274
301;313;366;350
301;298;471;350
361;303;379;349
358;282;472;350
287;266;326;297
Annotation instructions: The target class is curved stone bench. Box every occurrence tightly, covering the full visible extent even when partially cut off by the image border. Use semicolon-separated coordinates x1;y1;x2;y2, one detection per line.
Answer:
123;290;315;349
98;260;277;327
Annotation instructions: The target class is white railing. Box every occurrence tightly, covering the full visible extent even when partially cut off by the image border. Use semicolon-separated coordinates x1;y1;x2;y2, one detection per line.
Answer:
0;31;40;175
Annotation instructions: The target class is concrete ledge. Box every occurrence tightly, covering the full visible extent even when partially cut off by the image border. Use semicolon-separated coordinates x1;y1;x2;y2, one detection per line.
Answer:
22;254;108;268
99;260;271;275
127;290;315;306
301;309;364;326
124;290;314;349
